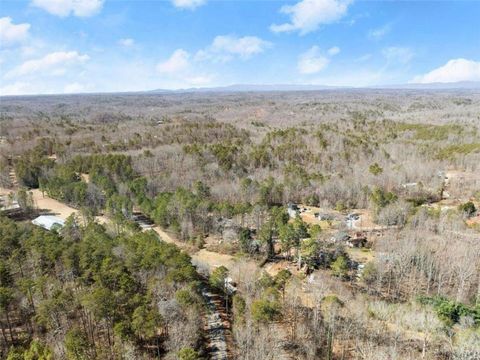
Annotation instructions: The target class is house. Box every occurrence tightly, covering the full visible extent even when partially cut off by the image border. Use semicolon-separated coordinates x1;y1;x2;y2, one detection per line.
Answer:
287;203;299;218
224;277;237;294
32;215;65;231
331;231;368;248
346;213;360;221
346;213;360;229
0;195;21;215
131;212;154;229
346;232;368;248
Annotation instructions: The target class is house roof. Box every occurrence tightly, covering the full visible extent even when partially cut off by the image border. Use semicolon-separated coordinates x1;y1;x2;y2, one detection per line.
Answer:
0;196;21;212
32;215;65;231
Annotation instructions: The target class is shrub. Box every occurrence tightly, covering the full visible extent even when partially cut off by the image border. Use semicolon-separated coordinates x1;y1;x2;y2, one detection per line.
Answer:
369;163;383;176
417;296;480;326
251;298;282;322
331;256;349;278
304;193;320;206
209;266;229;292
175;288;200;307
370;187;398;211
459;201;477;218
177;348;200;360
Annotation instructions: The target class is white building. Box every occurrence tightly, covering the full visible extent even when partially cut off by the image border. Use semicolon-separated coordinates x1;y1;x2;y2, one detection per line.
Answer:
32;215;65;231
287;203;299;218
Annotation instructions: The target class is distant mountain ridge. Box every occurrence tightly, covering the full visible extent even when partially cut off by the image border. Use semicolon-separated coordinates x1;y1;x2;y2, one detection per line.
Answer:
148;81;480;93
2;82;479;98
147;83;346;93
372;81;480;90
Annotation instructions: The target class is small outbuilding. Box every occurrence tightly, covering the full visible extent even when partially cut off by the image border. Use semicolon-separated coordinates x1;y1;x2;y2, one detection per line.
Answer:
0;195;21;215
32;215;65;231
287;203;300;218
224;277;237;294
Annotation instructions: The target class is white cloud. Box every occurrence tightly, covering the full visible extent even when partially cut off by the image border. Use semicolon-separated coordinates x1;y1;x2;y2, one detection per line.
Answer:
368;23;391;40
382;46;414;64
64;82;87;93
0;81;30;96
188;75;214;86
0;80;87;95
195;35;271;62
327;46;340;56
270;0;352;35
297;46;339;74
411;58;480;84
155;49;216;88
118;38;134;47
5;51;89;78
171;0;206;10
0;17;31;47
0;79;64;95
0;56;216;95
211;35;270;58
156;49;190;74
298;46;329;74
31;0;104;17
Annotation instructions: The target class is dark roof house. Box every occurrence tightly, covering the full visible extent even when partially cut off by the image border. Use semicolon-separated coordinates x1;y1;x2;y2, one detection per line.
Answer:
346;232;368;248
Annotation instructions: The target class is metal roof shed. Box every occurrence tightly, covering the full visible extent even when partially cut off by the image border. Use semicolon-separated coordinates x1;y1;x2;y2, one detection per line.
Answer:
32;215;65;231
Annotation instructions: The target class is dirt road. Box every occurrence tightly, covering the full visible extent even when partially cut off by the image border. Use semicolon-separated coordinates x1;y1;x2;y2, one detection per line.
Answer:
151;226;183;246
2;186;235;272
151;226;236;272
31;189;109;224
1;187;110;224
192;250;235;272
30;189;77;218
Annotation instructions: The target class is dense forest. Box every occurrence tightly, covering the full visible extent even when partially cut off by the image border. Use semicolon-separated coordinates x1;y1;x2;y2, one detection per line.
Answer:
0;90;479;359
0;215;203;359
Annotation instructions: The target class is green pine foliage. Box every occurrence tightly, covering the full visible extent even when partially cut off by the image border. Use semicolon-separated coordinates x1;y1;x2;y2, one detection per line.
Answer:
0;215;201;359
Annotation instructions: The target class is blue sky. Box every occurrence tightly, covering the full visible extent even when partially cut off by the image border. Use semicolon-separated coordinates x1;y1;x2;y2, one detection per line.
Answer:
1;0;479;95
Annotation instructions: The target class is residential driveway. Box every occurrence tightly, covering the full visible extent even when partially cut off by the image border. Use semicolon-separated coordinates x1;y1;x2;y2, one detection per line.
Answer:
201;286;229;360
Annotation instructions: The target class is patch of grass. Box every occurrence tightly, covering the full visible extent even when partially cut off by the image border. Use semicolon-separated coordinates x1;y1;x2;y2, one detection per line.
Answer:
395;123;464;141
437;143;480;160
